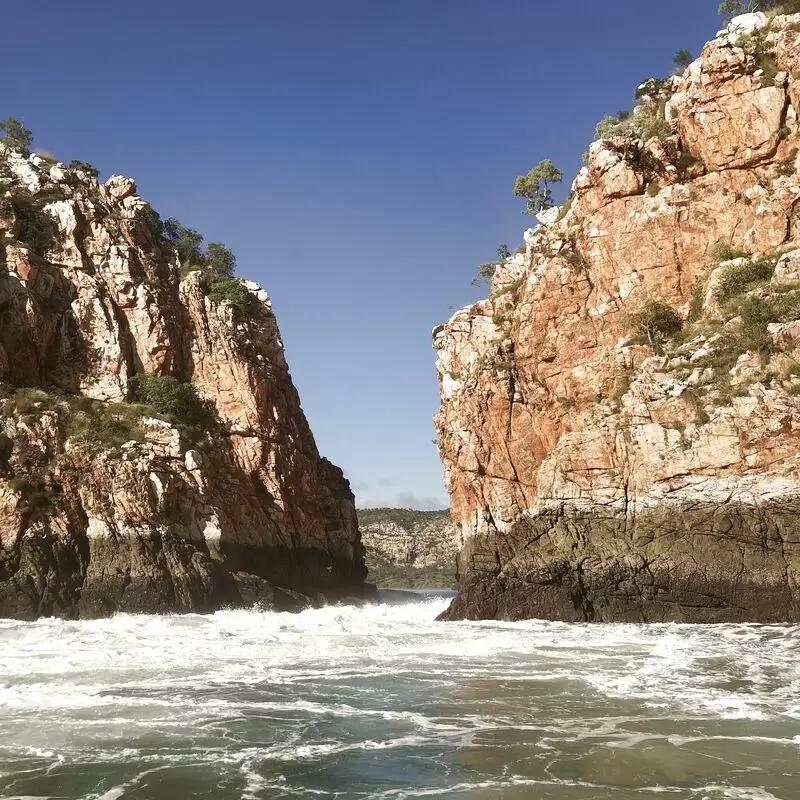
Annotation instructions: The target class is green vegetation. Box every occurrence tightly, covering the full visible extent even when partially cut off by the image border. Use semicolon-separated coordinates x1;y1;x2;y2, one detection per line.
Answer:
628;301;684;354
688;281;706;322
160;217;236;279
0;387;145;454
0;118;33;153
673;49;694;69
710;240;749;264
366;564;457;590
719;0;800;21
1;187;58;254
67;160;100;178
594;98;671;144
513;159;563;216
715;256;777;301
358;508;450;528
129;374;213;431
473;245;511;286
205;275;254;309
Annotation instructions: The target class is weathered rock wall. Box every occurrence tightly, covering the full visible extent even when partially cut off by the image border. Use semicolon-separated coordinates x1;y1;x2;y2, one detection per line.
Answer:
435;12;800;621
0;151;367;619
358;508;459;587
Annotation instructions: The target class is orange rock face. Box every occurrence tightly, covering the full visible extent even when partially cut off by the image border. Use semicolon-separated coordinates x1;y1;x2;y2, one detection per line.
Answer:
0;153;366;619
435;13;800;622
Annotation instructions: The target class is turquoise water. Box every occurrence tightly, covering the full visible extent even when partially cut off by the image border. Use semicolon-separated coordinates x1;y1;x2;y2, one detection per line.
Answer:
0;596;798;799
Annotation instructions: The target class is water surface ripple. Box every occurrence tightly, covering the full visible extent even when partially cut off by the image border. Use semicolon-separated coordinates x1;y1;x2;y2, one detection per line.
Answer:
0;597;798;799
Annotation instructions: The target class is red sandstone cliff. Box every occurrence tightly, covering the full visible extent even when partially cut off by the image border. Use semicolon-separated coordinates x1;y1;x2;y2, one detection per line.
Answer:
435;11;800;622
0;147;367;619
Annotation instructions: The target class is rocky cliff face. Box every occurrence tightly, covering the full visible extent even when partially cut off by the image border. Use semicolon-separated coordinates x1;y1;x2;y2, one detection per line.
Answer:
435;11;800;622
0;148;367;619
358;508;458;587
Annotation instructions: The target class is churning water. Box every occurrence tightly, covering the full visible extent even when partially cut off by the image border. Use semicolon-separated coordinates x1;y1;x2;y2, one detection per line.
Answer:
0;594;799;799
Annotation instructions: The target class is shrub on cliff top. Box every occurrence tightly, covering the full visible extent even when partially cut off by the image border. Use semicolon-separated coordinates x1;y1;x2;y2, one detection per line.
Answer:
719;1;800;20
205;275;254;309
129;375;213;430
162;218;236;279
0;118;33;154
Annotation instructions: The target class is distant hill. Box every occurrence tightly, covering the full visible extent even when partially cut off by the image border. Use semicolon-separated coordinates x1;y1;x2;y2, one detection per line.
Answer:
358;508;459;589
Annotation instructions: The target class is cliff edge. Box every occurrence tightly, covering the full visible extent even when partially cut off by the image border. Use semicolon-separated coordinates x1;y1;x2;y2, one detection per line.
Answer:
435;11;800;622
0;139;367;619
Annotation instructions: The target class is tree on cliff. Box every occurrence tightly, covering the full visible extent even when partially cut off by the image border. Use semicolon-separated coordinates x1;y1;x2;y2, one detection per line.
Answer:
161;219;236;278
0;118;33;154
514;160;563;216
718;0;799;20
673;49;694;69
473;245;511;286
162;218;205;272
205;242;236;278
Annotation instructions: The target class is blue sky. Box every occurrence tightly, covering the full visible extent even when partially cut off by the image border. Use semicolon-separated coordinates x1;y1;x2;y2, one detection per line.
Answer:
8;0;721;508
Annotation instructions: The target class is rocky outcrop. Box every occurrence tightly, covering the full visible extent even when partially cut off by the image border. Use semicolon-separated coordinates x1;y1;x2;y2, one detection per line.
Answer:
0;148;368;619
358;508;458;587
435;12;800;622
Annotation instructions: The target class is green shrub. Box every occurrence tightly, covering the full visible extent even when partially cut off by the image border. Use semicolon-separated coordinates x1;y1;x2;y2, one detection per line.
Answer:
716;257;776;301
0;118;33;153
205;242;236;278
688;282;705;322
2;188;58;254
595;112;632;140
129;375;213;430
738;28;779;85
73;413;144;452
629;301;683;354
67;160;100;178
205;276;254;310
710;240;749;264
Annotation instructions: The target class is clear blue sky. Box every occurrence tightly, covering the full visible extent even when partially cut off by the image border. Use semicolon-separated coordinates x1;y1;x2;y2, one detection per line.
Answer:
9;1;721;509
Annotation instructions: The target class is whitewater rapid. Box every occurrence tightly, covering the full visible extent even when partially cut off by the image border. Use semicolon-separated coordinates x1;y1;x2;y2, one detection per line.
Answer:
0;596;798;799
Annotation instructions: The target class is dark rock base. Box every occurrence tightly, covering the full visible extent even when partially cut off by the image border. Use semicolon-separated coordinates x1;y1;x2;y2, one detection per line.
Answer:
439;499;800;623
0;529;375;621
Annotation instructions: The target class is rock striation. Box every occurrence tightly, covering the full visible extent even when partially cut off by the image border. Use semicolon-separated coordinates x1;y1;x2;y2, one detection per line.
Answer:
0;147;368;619
435;12;800;622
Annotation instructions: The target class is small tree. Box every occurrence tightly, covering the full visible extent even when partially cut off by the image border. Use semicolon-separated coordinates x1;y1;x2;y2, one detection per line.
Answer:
513;160;563;216
0;118;33;153
673;49;694;70
629;301;683;354
717;0;788;20
205;242;236;277
162;217;205;272
472;245;511;286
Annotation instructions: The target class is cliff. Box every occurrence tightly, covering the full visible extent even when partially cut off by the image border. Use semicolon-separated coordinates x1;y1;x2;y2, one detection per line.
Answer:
358;508;458;588
0;143;367;619
434;11;800;622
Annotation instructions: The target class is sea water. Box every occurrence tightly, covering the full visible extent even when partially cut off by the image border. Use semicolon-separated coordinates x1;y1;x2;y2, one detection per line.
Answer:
0;594;798;799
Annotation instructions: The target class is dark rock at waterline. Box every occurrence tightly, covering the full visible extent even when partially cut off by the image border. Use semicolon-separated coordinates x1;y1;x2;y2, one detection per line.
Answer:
439;501;800;623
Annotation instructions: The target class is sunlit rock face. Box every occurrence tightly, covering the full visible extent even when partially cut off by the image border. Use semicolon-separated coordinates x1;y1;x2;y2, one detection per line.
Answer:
0;147;367;619
434;13;800;622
